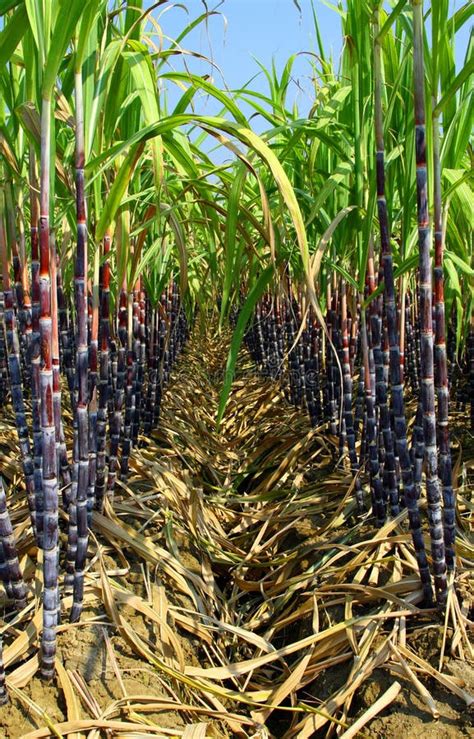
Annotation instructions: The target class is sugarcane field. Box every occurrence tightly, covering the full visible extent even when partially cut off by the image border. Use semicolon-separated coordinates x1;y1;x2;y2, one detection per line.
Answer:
0;0;473;736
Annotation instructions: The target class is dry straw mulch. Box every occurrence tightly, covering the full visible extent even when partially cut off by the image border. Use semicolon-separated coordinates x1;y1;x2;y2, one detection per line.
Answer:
0;327;473;738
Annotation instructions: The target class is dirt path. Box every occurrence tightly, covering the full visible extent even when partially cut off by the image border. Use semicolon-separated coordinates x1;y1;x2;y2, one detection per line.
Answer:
0;328;472;737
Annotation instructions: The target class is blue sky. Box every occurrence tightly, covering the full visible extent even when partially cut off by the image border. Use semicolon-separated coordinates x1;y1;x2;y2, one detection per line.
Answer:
149;0;471;115
150;0;341;119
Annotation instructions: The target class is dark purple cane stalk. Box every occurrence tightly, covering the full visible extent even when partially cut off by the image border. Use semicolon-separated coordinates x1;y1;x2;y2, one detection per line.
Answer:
0;541;13;600
369;247;399;516
310;312;323;424
341;281;364;512
120;335;135;478
120;275;137;479
39;96;60;679
260;296;269;364
87;274;99;523
4;184;28;347
260;296;270;376
143;305;158;437
288;299;302;407
353;342;365;444
433;94;455;571
398;291;406;387
95;233;111;512
0;295;7;407
18;193;32;363
49;235;64;490
366;254;377;403
361;308;385;525
470;326;474;430
28;180;45;552
107;282;127;496
349;313;358;375
70;68;90;623
369;287;397;517
405;291;420;392
132;281;146;445
57;259;75;412
7;185;33;402
0;639;7;705
152;293;167;429
365;251;386;512
152;301;163;420
326;284;338;435
374;3;432;602
0;199;37;537
170;280;180;366
412;0;447;603
411;401;424;499
54;260;72;495
297;292;307;406
275;296;285;381
304;309;318;425
0;477;27;612
159;283;172;393
255;299;267;375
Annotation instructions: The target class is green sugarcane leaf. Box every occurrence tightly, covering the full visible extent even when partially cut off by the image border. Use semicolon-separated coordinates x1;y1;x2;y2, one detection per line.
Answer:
42;0;90;98
95;143;144;242
161;72;249;126
0;0;23;13
172;86;198;115
325;259;358;290
75;0;101;71
87;39;122;158
87;114;309;278
378;0;408;40
434;57;474;116
445;252;474;277
305;162;352;228
0;4;28;69
221;164;247;324
448;1;474;34
444;259;462;298
124;41;163;190
216;266;274;429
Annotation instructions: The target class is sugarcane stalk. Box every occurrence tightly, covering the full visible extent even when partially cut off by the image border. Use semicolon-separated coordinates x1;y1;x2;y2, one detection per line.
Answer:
57;253;75;414
28;150;44;536
55;258;71;495
325;283;338;434
0;192;37;538
107;275;127;496
0;476;27;612
412;0;447;603
470;324;474;430
0;295;7;407
0;638;7;705
360;305;385;525
5;183;28;345
374;3;432;601
0;541;13;601
49;233;63;480
340;280;363;510
120;282;135;479
143;303;158;437
95;233;111;511
432;91;455;571
38;95;60;679
88;259;100;522
70;66;90;623
132;281;146;444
